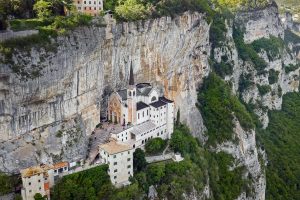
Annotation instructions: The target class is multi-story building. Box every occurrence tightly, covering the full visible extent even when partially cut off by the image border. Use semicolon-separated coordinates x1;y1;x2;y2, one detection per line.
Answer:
73;0;103;16
20;164;54;200
99;139;134;187
107;65;175;149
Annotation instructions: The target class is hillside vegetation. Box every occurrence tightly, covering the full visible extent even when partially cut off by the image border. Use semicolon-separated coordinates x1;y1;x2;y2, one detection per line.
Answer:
257;93;300;200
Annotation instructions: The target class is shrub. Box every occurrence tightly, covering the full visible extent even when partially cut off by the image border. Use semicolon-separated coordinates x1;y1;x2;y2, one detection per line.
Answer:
133;148;147;172
212;60;233;78
9;18;52;31
257;85;271;96
258;93;300;199
284;63;300;73
198;73;254;146
145;138;167;155
251;36;284;61
268;69;279;84
233;26;268;74
239;73;254;93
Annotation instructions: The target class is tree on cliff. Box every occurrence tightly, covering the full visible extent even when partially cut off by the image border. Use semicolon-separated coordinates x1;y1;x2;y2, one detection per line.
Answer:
33;0;52;20
115;0;150;21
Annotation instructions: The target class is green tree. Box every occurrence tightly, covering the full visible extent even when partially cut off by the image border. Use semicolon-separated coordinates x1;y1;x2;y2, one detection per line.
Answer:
146;163;165;185
34;193;46;200
0;172;13;195
33;0;52;20
133;148;147;172
115;0;149;21
145;138;167;155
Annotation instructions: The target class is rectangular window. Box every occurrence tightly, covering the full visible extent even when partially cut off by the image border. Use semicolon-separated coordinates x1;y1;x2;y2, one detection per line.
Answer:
128;151;130;154
142;111;144;117
127;158;131;161
138;113;140;119
113;155;116;158
114;169;117;172
128;171;131;174
127;165;131;168
29;182;31;185
147;110;148;115
114;176;117;179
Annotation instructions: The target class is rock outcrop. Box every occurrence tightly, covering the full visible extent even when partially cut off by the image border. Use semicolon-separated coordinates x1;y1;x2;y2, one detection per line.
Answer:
1;3;299;199
0;12;210;173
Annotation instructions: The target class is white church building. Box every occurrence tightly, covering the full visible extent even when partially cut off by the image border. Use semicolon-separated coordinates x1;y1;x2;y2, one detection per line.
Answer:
107;65;175;149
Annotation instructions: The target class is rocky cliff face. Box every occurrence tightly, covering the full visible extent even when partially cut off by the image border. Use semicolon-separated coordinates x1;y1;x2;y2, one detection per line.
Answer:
1;3;298;200
0;12;210;173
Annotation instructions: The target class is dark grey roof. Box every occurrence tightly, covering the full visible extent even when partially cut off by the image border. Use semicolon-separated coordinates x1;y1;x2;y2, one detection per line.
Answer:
150;100;167;108
117;89;127;100
136;83;151;89
137;102;149;111
129;63;134;86
137;87;152;96
159;97;174;103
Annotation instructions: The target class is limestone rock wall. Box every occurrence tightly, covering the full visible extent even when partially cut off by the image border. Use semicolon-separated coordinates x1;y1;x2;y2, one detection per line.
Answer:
0;12;210;173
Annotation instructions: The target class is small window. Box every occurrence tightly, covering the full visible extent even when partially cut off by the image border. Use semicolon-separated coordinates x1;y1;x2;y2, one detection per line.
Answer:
128;171;131;174
114;176;117;179
142;111;144;117
114;162;117;165
114;169;117;172
28;182;31;185
127;165;131;168
39;187;41;190
138;113;140;119
29;190;32;193
157;132;159;136
38;179;40;182
127;158;131;161
113;155;116;158
128;151;130;154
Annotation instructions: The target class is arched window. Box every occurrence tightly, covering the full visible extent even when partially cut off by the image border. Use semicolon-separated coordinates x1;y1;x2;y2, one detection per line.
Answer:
151;96;157;102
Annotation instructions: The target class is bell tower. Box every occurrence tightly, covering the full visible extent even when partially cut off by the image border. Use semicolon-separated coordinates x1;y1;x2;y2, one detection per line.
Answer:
127;63;137;125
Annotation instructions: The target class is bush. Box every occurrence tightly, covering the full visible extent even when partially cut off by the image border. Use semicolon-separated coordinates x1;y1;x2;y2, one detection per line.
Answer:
51;165;112;200
198;73;254;146
258;93;300;199
239;73;254;93
268;69;279;84
145;138;167;155
284;63;300;73
212;60;233;78
251;36;284;61
9;18;52;31
233;26;268;74
133;148;147;172
257;85;271;96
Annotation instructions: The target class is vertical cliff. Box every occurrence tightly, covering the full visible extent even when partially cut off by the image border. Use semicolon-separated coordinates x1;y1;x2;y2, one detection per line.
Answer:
0;12;210;173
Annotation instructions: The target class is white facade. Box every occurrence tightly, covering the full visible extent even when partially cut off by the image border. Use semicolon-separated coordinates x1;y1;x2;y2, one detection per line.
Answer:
73;0;103;16
99;140;133;187
108;82;175;150
21;165;54;200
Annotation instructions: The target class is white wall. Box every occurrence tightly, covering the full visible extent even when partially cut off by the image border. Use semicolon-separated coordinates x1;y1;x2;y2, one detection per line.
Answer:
21;173;48;200
136;107;150;125
100;149;133;186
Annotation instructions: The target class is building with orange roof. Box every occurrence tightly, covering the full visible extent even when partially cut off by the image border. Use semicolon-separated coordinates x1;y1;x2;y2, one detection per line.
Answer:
99;139;133;187
53;161;69;178
20;164;54;200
